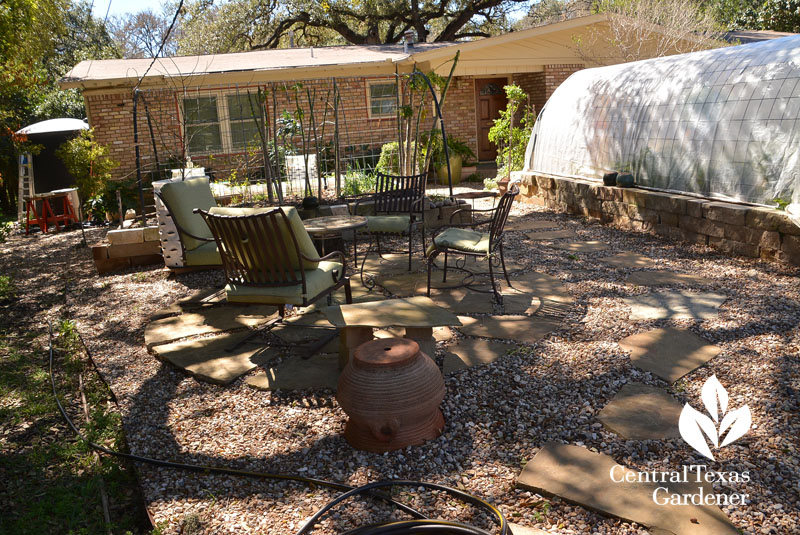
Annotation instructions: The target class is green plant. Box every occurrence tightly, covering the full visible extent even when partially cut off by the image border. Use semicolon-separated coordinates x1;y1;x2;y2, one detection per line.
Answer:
341;169;377;197
423;132;476;169
487;84;535;179
56;129;119;219
0;220;12;243
484;177;498;190
773;197;790;211
0;275;14;302
376;141;424;175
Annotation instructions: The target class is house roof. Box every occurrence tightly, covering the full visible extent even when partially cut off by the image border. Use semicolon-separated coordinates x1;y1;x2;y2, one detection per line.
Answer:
722;30;797;44
61;42;452;90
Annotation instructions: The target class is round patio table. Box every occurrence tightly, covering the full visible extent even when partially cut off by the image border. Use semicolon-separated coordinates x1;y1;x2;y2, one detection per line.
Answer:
303;215;367;266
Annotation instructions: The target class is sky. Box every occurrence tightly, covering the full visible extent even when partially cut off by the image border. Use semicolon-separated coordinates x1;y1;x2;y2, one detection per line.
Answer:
92;0;168;19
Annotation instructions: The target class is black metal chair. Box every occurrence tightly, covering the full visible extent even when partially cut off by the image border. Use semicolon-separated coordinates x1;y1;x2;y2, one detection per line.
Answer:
353;171;428;286
425;184;519;304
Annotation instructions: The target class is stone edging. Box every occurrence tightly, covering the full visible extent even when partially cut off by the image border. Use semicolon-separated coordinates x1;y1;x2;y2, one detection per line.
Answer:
514;172;800;266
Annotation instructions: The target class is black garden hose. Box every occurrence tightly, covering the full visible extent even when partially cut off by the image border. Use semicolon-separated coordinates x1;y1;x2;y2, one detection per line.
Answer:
48;323;508;535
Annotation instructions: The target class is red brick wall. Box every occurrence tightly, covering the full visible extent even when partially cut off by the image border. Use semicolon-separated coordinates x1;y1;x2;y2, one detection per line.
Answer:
543;64;584;98
512;72;546;117
441;77;478;161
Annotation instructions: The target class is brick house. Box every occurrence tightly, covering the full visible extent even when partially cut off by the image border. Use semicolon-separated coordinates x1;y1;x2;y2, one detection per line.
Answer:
60;14;691;183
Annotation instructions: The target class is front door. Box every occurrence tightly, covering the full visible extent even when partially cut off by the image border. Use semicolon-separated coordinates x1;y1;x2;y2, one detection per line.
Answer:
475;78;508;161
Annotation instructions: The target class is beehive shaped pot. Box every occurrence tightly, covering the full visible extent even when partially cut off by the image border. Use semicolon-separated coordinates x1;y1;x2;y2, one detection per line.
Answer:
336;338;445;452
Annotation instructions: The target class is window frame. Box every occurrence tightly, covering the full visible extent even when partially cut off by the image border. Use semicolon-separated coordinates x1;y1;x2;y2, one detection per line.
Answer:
179;89;266;155
366;79;399;119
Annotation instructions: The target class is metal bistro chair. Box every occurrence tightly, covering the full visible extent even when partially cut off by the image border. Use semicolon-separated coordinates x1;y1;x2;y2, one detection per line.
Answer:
425;184;519;304
353;171;428;286
196;206;352;351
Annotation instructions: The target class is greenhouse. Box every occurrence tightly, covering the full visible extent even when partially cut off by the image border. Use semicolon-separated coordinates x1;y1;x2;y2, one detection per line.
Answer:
525;35;800;212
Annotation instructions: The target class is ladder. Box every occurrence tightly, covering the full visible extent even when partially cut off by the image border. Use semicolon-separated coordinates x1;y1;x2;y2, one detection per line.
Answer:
17;153;34;221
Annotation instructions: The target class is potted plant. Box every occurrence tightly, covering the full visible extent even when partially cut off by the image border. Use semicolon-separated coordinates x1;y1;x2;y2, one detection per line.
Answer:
426;133;476;185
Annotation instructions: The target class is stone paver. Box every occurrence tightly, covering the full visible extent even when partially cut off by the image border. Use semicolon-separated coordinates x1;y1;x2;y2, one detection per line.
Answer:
619;327;722;382
508;523;550;535
150;288;229;320
623;291;728;321
360;253;426;276
596;383;683;439
598;251;656;269
507;219;560;231
510;272;573;304
626;271;712;287
429;287;495;314
458;315;560;344
144;306;278;349
502;294;541;315
245;353;340;391
549;241;609;253
273;312;335;344
443;339;511;373
517;443;738;535
526;229;577;241
377;271;459;296
152;332;277;385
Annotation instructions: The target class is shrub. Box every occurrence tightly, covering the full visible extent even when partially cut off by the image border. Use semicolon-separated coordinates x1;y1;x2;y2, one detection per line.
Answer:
56;129;119;219
341;169;377;197
376;141;424;175
487;84;536;178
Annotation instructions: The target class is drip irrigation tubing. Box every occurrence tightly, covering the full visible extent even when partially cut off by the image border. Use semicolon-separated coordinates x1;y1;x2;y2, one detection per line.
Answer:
47;322;508;535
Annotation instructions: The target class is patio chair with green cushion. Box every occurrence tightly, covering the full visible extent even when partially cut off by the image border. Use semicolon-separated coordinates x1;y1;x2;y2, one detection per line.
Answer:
425;184;519;304
352;171;428;286
196;206;352;348
155;177;221;268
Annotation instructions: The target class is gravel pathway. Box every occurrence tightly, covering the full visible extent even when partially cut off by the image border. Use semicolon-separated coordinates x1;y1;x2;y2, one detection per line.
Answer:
2;198;798;535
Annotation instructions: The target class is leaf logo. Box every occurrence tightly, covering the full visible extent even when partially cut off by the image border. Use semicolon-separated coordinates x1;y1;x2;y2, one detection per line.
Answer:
678;375;752;461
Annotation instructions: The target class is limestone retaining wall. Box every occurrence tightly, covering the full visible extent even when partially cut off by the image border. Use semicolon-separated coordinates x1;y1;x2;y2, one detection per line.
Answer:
515;172;800;266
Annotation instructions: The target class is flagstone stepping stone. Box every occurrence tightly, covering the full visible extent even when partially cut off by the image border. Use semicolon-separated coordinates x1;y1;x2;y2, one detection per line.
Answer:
508;272;573;305
507;523;549;535
144;305;278;349
517;443;738;535
549;241;609;253
526;229;576;241
360;253;426;275
596;383;683;439
626;271;712;287
375;325;454;343
245;353;340;391
501;293;541;315
458;315;560;344
152;332;279;385
150;288;229;320
599;251;656;269
623;291;727;321
619;327;722;383
429;287;495;314
442;339;511;374
507;219;560;231
272;312;335;344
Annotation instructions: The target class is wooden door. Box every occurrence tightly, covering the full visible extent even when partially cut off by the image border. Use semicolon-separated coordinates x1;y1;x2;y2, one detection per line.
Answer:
475;78;508;161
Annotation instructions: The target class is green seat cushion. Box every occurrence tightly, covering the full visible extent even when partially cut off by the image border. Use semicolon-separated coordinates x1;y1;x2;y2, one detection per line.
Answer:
184;241;221;266
207;205;319;270
225;261;343;305
366;215;411;234
159;177;217;251
428;227;490;256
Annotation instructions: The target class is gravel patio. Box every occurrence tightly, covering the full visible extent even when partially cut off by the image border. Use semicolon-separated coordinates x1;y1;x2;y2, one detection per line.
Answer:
3;196;798;534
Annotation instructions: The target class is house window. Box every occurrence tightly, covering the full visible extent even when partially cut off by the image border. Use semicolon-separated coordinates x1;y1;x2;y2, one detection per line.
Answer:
183;96;223;153
182;91;265;154
227;93;262;150
368;82;397;118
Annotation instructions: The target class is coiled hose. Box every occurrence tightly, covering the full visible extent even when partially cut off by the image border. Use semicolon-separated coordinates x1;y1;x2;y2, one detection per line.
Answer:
48;323;508;535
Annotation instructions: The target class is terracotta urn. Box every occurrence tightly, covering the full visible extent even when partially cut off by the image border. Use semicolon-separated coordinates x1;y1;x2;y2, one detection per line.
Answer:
336;338;445;452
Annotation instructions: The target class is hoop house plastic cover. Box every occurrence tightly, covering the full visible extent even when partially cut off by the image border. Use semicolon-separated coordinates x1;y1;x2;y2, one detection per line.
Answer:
525;36;800;209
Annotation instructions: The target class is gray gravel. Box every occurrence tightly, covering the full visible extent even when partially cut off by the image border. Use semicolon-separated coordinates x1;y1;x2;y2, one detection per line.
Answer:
2;197;798;535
